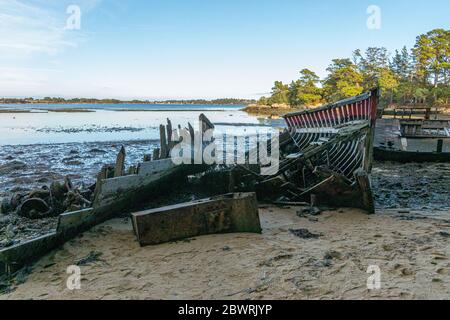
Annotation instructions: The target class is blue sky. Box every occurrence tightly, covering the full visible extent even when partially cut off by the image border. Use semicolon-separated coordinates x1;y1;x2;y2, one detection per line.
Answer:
1;0;449;100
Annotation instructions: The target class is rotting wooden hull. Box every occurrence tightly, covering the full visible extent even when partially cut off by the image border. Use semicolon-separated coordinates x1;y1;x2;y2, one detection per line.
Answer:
0;115;215;275
374;147;450;163
374;118;450;163
279;89;380;213
0;160;194;275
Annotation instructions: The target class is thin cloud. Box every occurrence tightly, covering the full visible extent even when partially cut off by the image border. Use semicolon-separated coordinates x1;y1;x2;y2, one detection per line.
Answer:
0;0;101;59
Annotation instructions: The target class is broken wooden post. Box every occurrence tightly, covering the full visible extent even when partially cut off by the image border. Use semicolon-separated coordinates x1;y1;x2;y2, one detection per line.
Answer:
437;139;443;153
159;125;168;159
131;193;261;246
98;166;108;180
354;169;375;214
188;122;196;161
166;118;173;151
310;194;317;207
128;165;137;175
188;122;195;146
153;148;160;161
199;113;214;132
114;146;126;177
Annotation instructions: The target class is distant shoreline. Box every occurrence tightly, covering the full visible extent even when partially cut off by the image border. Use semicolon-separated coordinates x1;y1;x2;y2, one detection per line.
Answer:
0;99;255;106
0;102;248;105
0;108;244;114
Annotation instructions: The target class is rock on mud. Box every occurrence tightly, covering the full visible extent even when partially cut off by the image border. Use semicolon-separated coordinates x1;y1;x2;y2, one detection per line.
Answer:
0;161;27;174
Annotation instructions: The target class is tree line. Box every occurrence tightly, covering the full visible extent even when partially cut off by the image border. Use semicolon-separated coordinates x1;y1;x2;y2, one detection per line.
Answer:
259;29;450;108
0;97;256;105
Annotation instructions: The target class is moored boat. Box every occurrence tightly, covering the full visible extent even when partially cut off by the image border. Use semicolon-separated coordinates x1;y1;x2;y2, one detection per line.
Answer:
374;117;450;163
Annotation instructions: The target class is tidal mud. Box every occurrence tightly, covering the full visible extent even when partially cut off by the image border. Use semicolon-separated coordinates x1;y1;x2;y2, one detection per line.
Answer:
372;162;450;212
0;140;159;249
0;140;160;198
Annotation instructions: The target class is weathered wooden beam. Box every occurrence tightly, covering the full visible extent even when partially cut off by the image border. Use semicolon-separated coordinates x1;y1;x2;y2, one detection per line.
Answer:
131;193;261;246
188;122;195;145
159;124;168;159
437;139;444;153
199;113;214;132
128;165;137;175
166;118;173;150
298;174;363;211
354;169;375;214
153;148;160;161
114;146;126;177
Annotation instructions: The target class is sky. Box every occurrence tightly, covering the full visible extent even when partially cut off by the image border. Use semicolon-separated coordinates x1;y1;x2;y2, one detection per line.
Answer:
1;0;449;100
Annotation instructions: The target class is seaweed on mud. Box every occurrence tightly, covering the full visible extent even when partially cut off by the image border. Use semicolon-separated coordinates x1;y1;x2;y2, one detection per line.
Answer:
75;251;104;266
289;229;322;239
0;266;33;295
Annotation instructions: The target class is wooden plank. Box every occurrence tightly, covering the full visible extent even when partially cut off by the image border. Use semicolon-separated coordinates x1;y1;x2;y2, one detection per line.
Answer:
56;208;95;236
131;193;261;246
0;233;59;275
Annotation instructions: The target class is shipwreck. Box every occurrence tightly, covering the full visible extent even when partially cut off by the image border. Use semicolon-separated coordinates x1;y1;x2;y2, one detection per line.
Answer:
374;104;450;162
0;89;380;275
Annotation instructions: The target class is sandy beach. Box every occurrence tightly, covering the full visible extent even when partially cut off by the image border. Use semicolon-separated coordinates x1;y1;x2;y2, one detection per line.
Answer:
1;205;449;300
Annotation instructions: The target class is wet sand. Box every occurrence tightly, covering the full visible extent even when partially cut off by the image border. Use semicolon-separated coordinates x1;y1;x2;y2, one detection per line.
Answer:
2;206;449;300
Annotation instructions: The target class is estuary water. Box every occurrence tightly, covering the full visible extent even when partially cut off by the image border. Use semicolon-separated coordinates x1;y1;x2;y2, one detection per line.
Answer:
0;104;285;145
0;104;285;197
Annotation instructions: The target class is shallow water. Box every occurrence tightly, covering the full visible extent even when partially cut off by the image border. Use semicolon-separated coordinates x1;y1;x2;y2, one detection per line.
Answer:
0;106;285;197
0;107;284;145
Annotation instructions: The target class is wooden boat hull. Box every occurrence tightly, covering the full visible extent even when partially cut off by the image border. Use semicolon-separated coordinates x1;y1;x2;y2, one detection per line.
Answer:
374;147;450;163
375;118;450;163
279;89;380;213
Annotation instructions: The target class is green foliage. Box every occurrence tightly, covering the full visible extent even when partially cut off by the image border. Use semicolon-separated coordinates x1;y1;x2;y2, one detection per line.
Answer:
258;96;269;106
289;69;323;106
413;29;450;86
258;28;449;108
353;47;390;90
268;81;290;105
322;59;364;102
391;46;413;80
